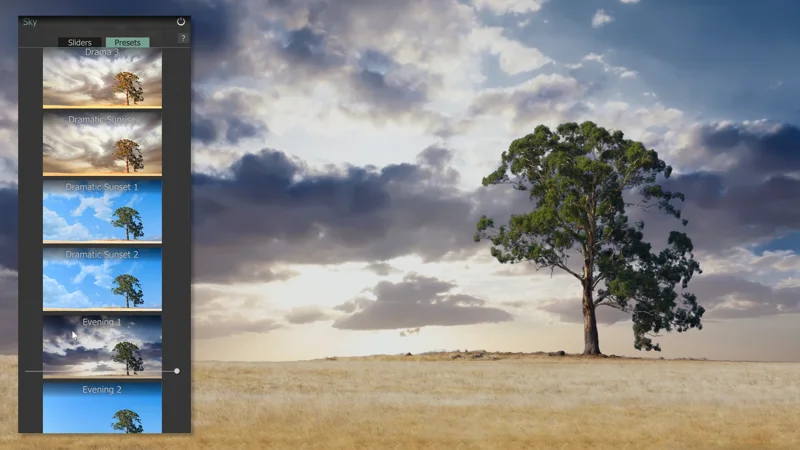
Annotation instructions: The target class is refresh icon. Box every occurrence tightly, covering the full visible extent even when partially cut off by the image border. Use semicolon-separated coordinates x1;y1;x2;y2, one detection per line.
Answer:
177;17;186;26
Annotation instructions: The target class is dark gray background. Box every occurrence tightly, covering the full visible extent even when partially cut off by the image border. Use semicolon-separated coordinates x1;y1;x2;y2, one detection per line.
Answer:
18;16;192;434
20;16;192;47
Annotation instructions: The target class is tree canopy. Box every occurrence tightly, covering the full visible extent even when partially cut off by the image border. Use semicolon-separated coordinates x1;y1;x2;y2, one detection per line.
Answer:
111;274;144;308
113;72;144;106
113;139;144;173
475;121;704;354
111;207;144;240
112;409;143;433
111;341;144;375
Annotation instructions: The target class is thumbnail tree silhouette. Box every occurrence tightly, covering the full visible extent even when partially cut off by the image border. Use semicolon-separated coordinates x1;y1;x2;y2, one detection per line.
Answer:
111;274;144;308
111;207;144;240
113;139;144;173
475;121;704;355
111;341;144;375
112;409;143;433
113;72;144;106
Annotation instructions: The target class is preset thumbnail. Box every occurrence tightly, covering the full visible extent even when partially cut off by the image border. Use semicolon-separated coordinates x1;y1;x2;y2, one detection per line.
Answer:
42;314;162;378
43;110;162;176
42;179;162;244
42;47;162;108
43;381;162;433
43;247;162;311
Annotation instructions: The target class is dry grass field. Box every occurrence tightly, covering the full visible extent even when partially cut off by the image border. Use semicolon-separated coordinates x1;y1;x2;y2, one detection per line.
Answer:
0;352;798;449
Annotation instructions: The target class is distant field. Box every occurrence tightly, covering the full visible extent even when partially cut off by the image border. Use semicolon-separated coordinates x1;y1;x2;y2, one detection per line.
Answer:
1;352;798;449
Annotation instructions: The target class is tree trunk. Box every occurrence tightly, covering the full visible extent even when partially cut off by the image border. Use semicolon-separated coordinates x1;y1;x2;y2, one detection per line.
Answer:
126;363;130;376
126;160;129;173
125;230;129;240
125;293;129;308
582;280;602;355
125;91;129;106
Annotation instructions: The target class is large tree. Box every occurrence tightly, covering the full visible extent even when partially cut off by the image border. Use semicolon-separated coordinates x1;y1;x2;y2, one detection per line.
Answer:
111;206;144;240
111;341;144;375
112;72;144;106
111;274;144;308
113;139;144;173
112;409;144;433
475;122;704;355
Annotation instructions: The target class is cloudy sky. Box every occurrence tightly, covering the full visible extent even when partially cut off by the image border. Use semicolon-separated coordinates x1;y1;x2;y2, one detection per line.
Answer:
43;247;163;310
43;110;162;175
42;47;162;107
0;0;798;361
42;179;162;242
42;314;162;376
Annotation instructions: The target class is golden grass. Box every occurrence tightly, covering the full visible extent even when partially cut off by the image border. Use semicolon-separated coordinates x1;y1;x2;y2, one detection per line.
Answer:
0;352;798;449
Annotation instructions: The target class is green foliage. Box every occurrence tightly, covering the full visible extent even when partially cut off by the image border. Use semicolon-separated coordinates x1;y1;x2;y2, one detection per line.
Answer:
111;274;144;308
112;409;143;433
111;341;144;375
113;72;144;106
111;207;144;240
113;139;144;173
475;121;704;352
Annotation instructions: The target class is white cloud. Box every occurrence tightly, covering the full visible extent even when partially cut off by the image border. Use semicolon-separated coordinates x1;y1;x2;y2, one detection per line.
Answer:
73;259;119;290
472;0;549;14
470;27;552;75
42;207;92;241
620;0;640;3
72;191;124;221
42;274;91;308
592;9;614;28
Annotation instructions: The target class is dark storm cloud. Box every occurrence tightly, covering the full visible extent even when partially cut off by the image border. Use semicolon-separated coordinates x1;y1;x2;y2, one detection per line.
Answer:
364;262;399;276
191;145;494;282
348;49;433;115
139;341;163;365
0;187;18;271
277;26;346;72
284;307;331;325
190;144;537;283
632;122;800;253
191;89;269;146
41;346;104;366
332;273;514;330
688;274;800;319
694;121;800;176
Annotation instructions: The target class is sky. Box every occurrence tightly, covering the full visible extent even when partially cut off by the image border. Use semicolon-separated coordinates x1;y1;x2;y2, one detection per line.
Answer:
42;179;162;242
42;47;162;107
0;1;798;362
43;247;162;309
42;314;162;377
43;110;163;174
43;381;162;433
